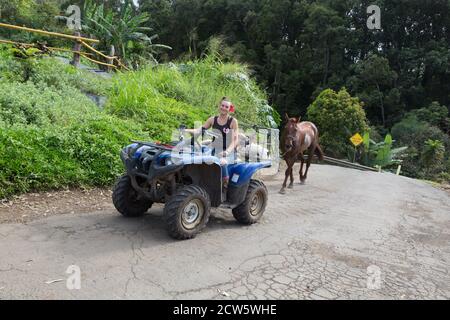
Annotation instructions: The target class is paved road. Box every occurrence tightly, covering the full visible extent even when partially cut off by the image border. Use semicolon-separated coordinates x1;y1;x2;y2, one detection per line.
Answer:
1;164;449;299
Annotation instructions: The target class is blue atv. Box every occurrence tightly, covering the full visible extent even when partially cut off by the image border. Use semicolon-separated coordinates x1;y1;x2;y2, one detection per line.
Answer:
112;126;271;240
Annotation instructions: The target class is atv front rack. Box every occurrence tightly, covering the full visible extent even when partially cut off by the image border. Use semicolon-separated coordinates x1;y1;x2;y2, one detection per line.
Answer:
131;140;174;152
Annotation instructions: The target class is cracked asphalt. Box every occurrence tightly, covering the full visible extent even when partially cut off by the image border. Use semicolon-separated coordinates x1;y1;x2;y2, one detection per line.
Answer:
0;164;449;299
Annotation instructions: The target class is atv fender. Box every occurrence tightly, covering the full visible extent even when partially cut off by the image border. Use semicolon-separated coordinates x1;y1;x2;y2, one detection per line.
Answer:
225;161;271;207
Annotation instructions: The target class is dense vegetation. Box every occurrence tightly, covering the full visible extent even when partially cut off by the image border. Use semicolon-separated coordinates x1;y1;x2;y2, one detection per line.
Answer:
0;0;449;199
0;45;274;199
306;88;369;158
144;0;450;180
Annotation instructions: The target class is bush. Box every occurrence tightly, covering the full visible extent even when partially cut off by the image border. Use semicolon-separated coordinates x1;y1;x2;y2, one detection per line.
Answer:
420;139;446;179
0;47;111;95
29;58;111;95
360;132;408;169
0;116;146;199
0;80;98;127
0;51;142;199
410;101;448;129
391;114;450;179
0;46;24;82
306;88;369;157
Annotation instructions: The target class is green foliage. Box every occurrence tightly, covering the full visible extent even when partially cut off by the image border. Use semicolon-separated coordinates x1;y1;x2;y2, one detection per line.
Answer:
347;54;400;127
391;114;450;179
0;46;24;81
0;117;145;199
107;58;280;141
306;88;369;157
420;139;446;179
0;80;98;127
143;0;450;134
360;132;408;168
82;0;171;66
0;0;66;46
29;57;111;95
0;50;274;198
9;46;42;59
0;48;145;198
0;47;110;94
0;77;147;198
409;101;449;133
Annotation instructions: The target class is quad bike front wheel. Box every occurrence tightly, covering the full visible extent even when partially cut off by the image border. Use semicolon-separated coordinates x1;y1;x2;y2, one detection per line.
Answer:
112;175;152;217
232;179;268;224
164;185;211;240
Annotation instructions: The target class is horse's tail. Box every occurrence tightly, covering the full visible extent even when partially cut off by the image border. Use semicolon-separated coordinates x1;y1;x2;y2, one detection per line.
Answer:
308;122;324;161
310;122;319;137
315;144;324;162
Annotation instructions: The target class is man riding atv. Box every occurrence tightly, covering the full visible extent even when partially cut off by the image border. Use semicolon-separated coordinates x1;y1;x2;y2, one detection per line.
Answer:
112;97;272;240
184;96;239;189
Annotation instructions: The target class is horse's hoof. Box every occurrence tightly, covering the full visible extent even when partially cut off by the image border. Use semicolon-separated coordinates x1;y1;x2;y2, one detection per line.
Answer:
288;184;294;189
279;189;286;194
299;180;306;185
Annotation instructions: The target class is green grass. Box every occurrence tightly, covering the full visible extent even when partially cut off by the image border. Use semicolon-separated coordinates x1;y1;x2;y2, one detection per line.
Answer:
107;58;280;136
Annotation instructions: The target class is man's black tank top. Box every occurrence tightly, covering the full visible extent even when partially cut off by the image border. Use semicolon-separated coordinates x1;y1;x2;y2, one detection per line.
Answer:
212;116;234;153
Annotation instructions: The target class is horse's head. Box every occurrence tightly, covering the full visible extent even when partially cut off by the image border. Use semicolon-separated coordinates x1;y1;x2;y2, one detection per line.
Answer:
283;113;301;152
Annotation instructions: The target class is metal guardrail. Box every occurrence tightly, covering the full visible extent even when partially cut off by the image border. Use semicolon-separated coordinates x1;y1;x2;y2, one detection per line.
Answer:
322;156;379;172
287;154;379;172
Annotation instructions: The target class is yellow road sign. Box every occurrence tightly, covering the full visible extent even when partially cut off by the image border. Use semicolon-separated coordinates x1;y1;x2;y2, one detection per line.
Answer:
350;133;363;147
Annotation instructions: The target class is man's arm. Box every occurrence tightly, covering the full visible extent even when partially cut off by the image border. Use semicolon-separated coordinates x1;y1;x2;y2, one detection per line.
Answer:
225;119;239;155
185;117;213;135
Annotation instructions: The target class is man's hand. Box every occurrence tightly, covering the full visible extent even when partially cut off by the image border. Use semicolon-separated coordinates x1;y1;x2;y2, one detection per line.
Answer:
218;150;229;157
219;157;228;166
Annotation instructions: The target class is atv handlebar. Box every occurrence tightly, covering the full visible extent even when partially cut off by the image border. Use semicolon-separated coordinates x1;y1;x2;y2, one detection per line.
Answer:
130;140;174;152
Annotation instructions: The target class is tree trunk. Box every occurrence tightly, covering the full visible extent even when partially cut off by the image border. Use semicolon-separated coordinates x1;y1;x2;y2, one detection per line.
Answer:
376;83;386;127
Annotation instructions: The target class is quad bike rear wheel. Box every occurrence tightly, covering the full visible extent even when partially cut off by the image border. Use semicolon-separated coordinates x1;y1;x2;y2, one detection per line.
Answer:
232;179;268;224
112;175;152;217
164;185;211;240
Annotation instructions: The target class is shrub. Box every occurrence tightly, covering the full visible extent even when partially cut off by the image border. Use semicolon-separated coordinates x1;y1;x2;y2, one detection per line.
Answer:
360;132;407;169
0;47;111;95
29;57;111;95
410;101;448;129
419;139;446;179
306;88;369;158
0;52;143;199
0;46;25;82
0;80;99;127
0;116;146;199
391;114;450;179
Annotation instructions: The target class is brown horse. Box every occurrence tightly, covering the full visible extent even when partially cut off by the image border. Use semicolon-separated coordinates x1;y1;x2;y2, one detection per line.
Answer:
280;114;324;194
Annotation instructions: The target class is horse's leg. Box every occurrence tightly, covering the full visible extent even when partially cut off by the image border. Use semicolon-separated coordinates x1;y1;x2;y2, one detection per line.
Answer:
301;147;314;183
298;154;305;184
280;159;292;194
288;160;294;189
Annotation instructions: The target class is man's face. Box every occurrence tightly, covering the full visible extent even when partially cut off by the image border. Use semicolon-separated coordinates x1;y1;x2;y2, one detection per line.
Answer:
219;101;231;115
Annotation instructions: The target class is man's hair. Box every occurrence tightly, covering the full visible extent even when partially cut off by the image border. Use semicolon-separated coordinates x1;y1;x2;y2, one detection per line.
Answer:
219;96;235;113
220;96;230;104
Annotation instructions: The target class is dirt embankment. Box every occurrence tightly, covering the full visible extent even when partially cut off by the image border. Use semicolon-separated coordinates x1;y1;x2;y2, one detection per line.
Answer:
0;188;114;224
